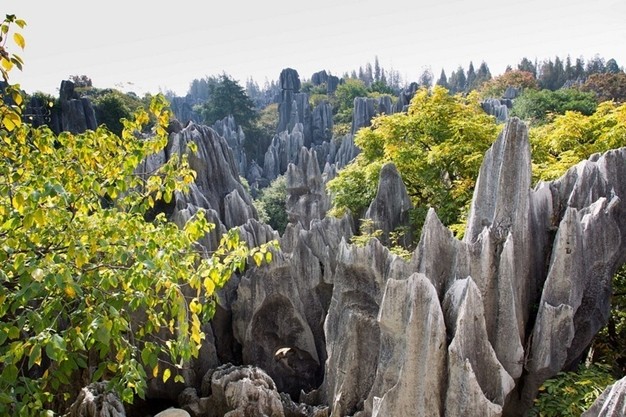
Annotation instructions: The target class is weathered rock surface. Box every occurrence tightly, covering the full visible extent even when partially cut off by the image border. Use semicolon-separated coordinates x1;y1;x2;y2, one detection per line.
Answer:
364;273;446;417
50;80;98;134
333;133;360;169
364;162;412;245
582;376;626;417
393;82;419;113
213;115;248;178
64;382;125;417
311;102;333;145
351;96;393;135
69;107;626;416
263;124;305;181
286;147;330;229
209;365;285;417
481;98;510;122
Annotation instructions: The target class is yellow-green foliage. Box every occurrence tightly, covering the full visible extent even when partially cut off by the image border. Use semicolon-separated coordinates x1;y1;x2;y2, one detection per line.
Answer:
328;86;501;235
0;18;276;414
531;101;626;183
529;364;615;417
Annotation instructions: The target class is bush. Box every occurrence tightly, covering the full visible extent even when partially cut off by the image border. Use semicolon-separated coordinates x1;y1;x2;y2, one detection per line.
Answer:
529;364;615;417
512;88;597;125
256;175;288;233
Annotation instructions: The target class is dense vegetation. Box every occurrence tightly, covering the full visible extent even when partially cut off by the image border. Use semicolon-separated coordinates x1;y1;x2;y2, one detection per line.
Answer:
4;8;626;415
0;16;275;415
327;86;500;237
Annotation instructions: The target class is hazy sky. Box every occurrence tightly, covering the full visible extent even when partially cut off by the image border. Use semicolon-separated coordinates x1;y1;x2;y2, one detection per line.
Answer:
8;0;626;96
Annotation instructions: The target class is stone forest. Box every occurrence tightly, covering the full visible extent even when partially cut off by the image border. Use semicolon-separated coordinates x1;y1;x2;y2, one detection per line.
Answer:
2;14;626;417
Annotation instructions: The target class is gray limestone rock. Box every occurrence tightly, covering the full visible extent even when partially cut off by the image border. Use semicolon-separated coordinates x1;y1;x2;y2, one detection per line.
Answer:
393;82;419;113
481;98;509;122
311;102;333;145
582;376;626;417
263;124;305;182
167;123;257;225
365;273;447;417
58;80;98;134
286;147;330;229
64;382;125;417
207;364;285;417
213;115;248;177
313;239;393;417
443;277;515;417
351;96;393;135
364;163;412;246
333;133;360;169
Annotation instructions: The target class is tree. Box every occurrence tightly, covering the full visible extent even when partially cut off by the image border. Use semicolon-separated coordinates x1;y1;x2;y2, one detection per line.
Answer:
586;55;606;75
511;88;597;124
448;66;466;94
92;91;133;136
518;57;537;77
0;17;276;415
374;56;381;83
479;70;538;98
474;61;492;89
581;72;626;103
198;73;257;129
245;103;278;165
436;69;449;89
69;75;93;89
465;61;476;91
333;78;368;124
538;57;566;90
605;58;621;74
255;175;288;233
418;67;433;89
328;86;500;236
529;100;626;181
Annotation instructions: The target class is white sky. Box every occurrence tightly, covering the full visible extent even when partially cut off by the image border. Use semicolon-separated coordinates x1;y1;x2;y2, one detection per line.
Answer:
7;0;626;97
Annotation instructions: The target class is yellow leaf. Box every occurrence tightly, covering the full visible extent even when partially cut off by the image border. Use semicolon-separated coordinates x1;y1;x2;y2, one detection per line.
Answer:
13;33;25;49
1;57;13;72
162;368;171;383
203;277;215;295
64;285;76;299
152;364;159;378
34;208;45;226
253;251;263;267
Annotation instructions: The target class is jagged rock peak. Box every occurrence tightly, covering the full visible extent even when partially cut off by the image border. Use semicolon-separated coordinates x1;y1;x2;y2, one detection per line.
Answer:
351;96;393;135
58;80;98;134
280;68;301;92
285;147;330;230
365;162;413;246
311;70;329;86
465;117;531;243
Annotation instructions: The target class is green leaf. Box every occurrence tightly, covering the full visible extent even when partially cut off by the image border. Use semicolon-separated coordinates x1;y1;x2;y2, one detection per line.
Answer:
45;334;66;362
3;364;18;382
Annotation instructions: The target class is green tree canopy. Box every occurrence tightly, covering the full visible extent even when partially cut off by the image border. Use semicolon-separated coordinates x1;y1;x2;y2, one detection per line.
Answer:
333;78;369;124
328;86;500;236
511;88;597;125
197;73;258;129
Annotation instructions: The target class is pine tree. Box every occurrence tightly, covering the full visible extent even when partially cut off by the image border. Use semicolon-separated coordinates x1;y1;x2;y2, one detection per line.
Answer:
466;61;476;91
436;69;449;89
